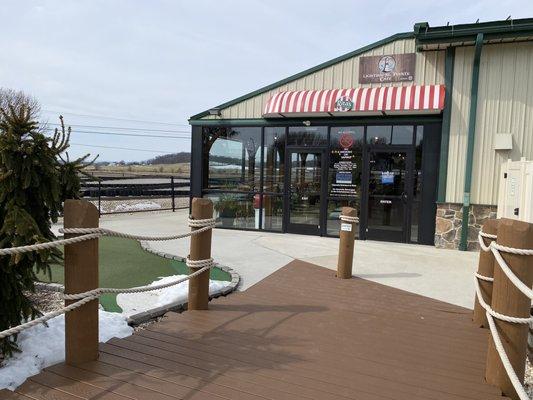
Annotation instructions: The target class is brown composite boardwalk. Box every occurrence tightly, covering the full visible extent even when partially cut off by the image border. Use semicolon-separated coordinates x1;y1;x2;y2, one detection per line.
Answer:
1;260;508;400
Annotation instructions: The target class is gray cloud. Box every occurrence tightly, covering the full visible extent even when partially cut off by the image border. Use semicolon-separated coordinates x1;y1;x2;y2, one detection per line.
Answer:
1;0;531;160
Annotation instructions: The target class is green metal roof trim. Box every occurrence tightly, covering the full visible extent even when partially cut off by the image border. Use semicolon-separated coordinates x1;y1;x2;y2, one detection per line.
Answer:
414;18;533;48
189;31;414;121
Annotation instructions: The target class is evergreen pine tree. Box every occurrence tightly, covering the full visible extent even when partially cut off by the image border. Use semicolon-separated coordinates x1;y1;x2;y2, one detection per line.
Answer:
0;90;93;358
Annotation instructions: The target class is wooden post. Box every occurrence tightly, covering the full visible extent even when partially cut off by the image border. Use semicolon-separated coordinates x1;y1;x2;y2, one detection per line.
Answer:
63;199;99;365
473;219;500;327
188;198;213;310
337;207;357;279
485;219;533;399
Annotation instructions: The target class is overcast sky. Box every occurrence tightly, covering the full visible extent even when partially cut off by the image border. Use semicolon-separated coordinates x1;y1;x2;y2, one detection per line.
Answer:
2;1;532;161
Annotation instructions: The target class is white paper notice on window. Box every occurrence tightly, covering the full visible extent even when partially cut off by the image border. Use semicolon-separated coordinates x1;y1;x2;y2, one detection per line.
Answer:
341;223;352;232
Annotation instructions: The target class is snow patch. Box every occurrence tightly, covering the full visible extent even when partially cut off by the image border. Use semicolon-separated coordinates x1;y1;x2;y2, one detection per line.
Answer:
0;275;230;391
113;201;162;212
0;311;132;391
117;274;229;317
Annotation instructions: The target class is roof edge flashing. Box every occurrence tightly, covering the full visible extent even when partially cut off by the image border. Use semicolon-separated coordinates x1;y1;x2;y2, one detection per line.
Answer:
415;17;533;49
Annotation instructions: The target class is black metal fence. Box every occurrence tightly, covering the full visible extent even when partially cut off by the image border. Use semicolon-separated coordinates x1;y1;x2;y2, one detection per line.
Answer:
80;176;190;215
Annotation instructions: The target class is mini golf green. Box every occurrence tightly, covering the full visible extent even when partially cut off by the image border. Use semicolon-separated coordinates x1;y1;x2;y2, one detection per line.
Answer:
35;237;231;312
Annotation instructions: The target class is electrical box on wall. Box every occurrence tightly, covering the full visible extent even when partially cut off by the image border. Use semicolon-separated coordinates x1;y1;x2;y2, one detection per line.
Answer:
493;133;513;151
497;157;533;223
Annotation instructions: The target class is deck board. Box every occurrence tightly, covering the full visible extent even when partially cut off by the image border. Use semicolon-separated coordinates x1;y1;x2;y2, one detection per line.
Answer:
3;260;509;400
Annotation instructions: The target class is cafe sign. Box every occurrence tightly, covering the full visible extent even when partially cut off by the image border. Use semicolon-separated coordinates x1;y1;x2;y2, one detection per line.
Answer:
359;53;415;84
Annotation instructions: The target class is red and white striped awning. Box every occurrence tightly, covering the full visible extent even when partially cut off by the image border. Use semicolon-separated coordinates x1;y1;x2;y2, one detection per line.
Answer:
263;85;445;117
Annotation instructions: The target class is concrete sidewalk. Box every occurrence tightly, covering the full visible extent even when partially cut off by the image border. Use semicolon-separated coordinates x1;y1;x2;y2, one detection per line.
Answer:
55;210;479;309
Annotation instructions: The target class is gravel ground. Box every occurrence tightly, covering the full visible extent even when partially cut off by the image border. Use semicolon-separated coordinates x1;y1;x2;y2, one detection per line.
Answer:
24;290;63;314
133;316;165;332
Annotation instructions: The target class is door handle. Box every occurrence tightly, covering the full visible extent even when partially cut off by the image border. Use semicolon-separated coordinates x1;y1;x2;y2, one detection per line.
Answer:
401;192;408;204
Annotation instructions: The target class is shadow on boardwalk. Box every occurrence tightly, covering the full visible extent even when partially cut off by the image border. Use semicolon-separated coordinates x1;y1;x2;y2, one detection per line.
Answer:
3;260;509;400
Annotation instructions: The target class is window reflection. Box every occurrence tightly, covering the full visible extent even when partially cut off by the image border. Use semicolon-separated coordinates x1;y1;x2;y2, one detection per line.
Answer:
391;126;414;145
327;199;360;237
201;124;427;238
204;127;261;191
411;126;424;242
206;192;256;229
289;152;322;226
288;126;327;146
367;126;391;145
261;195;283;231
263;127;285;193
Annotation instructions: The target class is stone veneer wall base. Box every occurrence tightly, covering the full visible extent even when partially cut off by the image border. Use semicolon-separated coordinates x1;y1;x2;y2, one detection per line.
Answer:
434;203;497;251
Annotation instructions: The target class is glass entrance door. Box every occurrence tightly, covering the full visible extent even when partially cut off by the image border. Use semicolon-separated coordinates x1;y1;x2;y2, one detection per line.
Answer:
365;150;413;242
287;150;325;235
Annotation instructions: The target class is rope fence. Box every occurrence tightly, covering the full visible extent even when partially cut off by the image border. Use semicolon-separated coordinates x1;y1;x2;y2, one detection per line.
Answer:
0;207;217;343
0;218;216;257
476;227;533;400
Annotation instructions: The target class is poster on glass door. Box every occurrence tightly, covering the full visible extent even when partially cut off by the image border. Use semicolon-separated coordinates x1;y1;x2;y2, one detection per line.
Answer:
330;131;358;198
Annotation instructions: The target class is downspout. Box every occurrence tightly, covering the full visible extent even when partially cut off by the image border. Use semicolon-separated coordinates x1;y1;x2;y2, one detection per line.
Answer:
437;46;455;202
459;33;484;251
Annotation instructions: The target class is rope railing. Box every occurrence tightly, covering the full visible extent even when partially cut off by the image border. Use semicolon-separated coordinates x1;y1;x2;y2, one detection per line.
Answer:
0;217;217;256
475;230;533;400
0;216;216;340
62;258;213;300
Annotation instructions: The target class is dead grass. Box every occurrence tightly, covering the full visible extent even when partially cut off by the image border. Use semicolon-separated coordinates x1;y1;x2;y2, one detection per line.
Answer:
85;163;190;176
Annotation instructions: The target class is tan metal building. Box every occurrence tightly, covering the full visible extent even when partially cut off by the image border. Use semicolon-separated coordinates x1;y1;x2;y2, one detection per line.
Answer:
189;18;533;250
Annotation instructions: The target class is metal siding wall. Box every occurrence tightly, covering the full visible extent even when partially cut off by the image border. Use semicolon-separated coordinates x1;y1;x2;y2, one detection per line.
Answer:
448;42;533;205
203;38;445;119
445;47;474;204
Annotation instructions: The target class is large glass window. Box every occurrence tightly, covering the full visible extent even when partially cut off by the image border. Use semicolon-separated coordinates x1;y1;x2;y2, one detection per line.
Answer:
261;194;283;231
288;126;327;146
201;123;428;238
263;127;285;193
204;127;261;191
203;127;262;230
391;125;414;145
205;192;256;229
367;126;391;145
368;125;414;146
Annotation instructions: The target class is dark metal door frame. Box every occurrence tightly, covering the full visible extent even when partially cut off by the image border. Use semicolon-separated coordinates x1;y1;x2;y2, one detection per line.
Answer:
360;145;415;242
284;147;328;236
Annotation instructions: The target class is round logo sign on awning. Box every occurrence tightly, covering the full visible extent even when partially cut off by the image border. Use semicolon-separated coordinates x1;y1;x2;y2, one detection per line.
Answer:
335;96;354;112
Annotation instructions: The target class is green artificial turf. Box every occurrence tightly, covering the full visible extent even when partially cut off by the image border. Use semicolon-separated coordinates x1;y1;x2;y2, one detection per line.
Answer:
35;237;231;312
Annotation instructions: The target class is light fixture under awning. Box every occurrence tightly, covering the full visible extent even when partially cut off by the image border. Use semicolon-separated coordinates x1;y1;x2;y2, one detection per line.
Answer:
263;85;445;117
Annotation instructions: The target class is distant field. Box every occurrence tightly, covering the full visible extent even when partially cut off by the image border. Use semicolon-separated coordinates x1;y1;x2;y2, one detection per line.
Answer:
84;163;190;176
